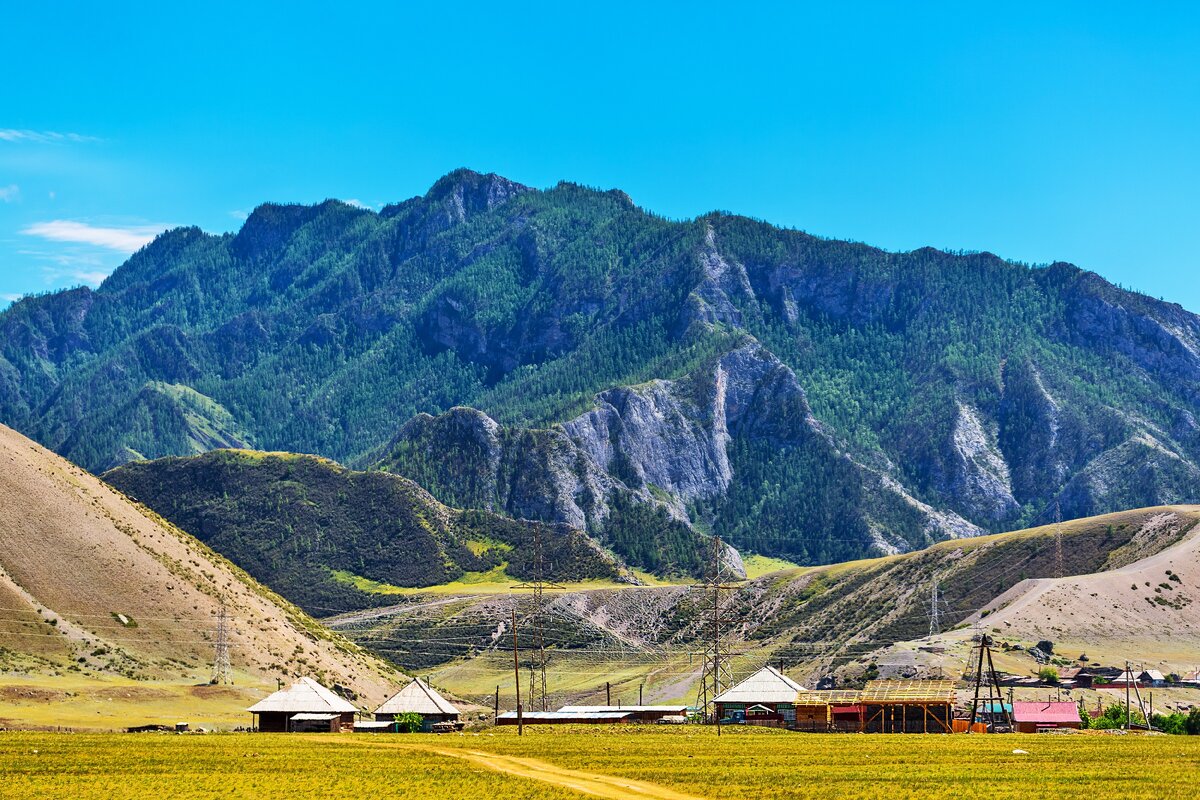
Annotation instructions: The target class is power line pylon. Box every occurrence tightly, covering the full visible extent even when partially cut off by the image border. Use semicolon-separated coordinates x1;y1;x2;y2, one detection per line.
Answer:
967;631;1009;732
928;575;947;637
692;535;739;732
513;525;562;712
1054;500;1065;579
211;602;232;685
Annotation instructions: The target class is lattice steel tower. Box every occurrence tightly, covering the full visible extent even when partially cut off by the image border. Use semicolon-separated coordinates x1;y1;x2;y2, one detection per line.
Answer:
693;535;738;727
513;526;562;711
212;602;232;685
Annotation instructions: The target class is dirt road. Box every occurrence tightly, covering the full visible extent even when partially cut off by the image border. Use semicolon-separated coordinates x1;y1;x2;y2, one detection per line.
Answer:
333;739;703;799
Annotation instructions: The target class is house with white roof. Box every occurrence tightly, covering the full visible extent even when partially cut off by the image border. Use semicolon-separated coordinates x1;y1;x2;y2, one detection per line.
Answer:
247;677;358;732
713;665;805;725
374;677;461;731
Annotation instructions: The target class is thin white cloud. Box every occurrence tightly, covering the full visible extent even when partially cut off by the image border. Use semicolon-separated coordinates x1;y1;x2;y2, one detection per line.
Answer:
344;198;371;209
229;209;248;221
0;129;100;144
21;220;165;253
1;293;22;303
0;184;17;202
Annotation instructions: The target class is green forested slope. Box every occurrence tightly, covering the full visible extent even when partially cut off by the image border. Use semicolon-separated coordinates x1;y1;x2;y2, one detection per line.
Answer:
3;169;1199;571
104;449;621;612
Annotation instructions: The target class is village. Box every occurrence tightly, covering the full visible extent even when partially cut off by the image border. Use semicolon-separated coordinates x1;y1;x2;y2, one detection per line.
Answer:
239;655;1200;736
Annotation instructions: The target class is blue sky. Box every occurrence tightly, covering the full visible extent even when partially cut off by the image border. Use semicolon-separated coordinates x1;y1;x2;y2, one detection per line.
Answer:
2;2;1198;310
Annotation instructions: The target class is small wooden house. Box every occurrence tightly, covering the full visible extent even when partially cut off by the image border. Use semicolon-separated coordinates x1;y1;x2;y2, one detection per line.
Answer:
1057;667;1095;689
1012;701;1081;732
374;677;460;732
1139;670;1167;688
247;677;357;732
714;665;805;725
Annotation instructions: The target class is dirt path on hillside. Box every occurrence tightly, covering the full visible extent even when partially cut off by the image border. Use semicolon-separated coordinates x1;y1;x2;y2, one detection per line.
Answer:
330;739;703;799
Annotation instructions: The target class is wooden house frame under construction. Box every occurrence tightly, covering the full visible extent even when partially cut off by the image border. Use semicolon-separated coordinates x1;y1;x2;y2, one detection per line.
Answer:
792;680;956;733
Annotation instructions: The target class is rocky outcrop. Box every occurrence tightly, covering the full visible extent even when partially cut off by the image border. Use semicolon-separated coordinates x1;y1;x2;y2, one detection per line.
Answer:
934;402;1020;524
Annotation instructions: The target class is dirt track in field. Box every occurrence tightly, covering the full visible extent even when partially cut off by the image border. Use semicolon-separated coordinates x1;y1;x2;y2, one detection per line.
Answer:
335;739;702;800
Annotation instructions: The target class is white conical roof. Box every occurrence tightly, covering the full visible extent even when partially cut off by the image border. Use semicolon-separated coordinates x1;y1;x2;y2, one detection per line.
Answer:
247;677;358;714
714;665;806;703
374;677;459;716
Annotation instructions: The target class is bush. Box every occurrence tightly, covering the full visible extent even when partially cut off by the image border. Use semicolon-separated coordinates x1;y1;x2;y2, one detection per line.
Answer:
393;712;424;733
1038;667;1059;684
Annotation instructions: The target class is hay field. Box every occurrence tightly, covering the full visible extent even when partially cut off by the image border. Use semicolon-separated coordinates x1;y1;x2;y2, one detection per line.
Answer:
3;727;1198;799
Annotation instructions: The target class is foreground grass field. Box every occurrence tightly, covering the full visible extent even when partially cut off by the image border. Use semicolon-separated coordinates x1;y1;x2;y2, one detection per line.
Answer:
4;727;1199;799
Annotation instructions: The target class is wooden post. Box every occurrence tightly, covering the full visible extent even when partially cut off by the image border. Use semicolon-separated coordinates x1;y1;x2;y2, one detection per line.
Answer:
606;681;610;706
639;684;643;706
512;608;523;736
494;685;499;722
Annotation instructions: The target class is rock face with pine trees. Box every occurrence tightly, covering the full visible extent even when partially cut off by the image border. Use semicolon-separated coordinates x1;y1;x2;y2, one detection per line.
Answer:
3;169;1200;579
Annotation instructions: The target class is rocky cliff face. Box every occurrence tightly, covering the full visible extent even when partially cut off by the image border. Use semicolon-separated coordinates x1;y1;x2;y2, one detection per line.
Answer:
2;170;1198;578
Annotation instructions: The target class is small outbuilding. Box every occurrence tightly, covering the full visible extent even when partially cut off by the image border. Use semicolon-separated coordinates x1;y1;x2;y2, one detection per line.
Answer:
374;677;461;732
558;705;688;724
714;665;805;725
1012;701;1082;733
496;710;632;726
1139;670;1167;688
247;677;358;732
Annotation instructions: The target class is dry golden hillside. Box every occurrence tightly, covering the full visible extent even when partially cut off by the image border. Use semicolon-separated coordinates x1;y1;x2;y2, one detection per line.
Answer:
0;423;399;710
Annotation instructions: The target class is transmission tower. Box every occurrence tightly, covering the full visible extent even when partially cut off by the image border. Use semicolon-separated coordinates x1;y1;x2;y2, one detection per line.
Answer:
927;576;947;637
512;526;562;711
211;602;232;685
692;535;739;729
1054;500;1065;579
967;632;1009;732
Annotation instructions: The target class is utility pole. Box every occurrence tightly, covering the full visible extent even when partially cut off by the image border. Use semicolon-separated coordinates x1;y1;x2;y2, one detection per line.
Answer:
606;681;610;706
967;632;1010;732
692;535;739;735
511;608;523;736
212;602;232;685
639;683;644;706
494;686;499;723
513;525;563;712
1124;660;1131;730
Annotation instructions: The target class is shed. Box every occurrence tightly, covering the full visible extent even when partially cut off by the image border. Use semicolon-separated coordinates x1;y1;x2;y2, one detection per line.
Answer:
792;690;864;732
558;705;687;724
1109;670;1142;689
859;680;956;733
714;665;805;724
496;711;632;726
1012;701;1082;733
374;678;460;732
247;677;358;732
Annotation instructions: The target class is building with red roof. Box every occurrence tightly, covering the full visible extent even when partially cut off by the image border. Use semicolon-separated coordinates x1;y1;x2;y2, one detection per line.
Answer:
1011;701;1082;733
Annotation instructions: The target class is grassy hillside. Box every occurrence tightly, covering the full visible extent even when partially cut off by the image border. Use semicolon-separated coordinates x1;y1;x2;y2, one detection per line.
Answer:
102;449;624;613
0;423;400;712
324;507;1200;703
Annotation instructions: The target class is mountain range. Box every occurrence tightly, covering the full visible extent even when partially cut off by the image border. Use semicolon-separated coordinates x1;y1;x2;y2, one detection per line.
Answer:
3;169;1200;576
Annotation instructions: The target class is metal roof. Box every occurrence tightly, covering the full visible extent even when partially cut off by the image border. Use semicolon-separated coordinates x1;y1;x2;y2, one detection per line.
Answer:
794;690;864;705
496;711;632;721
289;713;338;721
714;666;806;703
859;680;956;703
247;677;358;714
375;677;459;716
353;720;395;730
1012;701;1081;724
557;705;687;714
